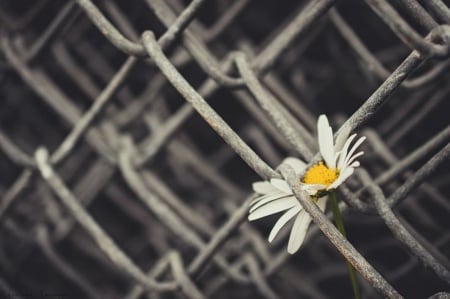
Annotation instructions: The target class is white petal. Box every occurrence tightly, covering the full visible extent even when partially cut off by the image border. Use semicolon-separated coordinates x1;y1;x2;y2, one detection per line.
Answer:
252;181;278;195
250;193;269;206
270;178;292;194
344;136;366;167
282;157;306;176
318;115;335;169
335;125;351;152
337;134;357;170
327;167;354;190
268;206;301;242
287;210;312;254
248;197;298;221
301;183;326;195
250;193;292;213
344;151;364;168
250;190;290;206
250;196;263;206
349;161;360;168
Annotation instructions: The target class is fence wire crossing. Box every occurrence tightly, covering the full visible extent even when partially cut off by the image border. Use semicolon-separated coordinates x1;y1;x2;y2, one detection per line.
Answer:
0;0;449;298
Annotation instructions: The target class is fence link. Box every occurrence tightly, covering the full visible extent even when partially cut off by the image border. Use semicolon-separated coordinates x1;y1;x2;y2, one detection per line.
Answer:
0;0;449;298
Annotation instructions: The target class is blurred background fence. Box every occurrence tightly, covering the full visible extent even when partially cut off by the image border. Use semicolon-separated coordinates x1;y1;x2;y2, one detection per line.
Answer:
0;0;449;298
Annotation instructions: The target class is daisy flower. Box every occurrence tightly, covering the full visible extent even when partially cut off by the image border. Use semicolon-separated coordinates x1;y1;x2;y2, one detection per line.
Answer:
248;114;365;254
301;114;366;196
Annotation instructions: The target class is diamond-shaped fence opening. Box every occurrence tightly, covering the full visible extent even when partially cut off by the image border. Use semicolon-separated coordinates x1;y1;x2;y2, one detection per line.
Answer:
0;0;449;298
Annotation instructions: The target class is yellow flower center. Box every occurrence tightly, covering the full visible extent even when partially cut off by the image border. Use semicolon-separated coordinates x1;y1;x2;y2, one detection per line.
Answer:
302;161;339;186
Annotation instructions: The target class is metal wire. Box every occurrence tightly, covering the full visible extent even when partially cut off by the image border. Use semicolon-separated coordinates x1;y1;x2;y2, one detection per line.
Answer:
0;0;449;298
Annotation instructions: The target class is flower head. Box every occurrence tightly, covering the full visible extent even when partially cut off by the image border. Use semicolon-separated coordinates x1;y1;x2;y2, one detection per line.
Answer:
301;115;366;196
248;114;365;254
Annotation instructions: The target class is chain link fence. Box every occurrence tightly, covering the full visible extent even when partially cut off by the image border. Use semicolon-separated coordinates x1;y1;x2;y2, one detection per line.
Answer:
0;0;449;298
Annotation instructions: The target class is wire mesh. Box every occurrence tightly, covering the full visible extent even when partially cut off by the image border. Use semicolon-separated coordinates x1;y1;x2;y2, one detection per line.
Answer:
0;0;449;298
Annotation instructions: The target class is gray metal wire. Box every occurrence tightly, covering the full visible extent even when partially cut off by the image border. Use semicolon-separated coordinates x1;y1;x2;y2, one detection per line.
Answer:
0;0;449;298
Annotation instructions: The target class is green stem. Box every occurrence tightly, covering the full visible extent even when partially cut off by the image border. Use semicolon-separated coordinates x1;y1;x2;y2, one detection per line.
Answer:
329;191;361;299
